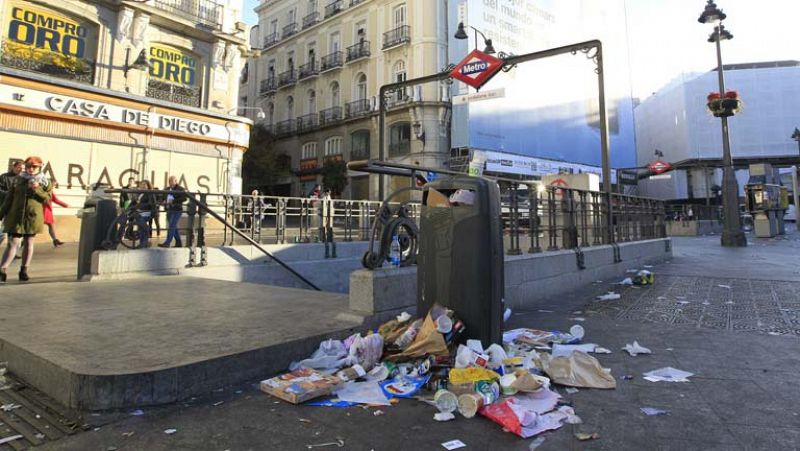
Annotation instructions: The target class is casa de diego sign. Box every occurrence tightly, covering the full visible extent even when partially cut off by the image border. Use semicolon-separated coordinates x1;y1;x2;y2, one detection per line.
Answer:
450;49;504;90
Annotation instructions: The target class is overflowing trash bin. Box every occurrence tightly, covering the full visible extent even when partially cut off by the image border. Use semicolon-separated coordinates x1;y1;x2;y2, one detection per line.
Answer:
77;197;117;280
416;175;505;346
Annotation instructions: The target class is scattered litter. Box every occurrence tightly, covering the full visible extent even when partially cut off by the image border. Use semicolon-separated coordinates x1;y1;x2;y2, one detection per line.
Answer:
666;348;674;351
164;429;177;435
94;428;101;432
565;388;579;394
570;317;586;322
622;375;634;380
0;435;23;446
617;278;633;286
261;368;343;404
558;405;583;424
298;418;313;423
702;301;711;306
434;412;456;422
768;332;783;336
643;367;694;383
122;432;135;437
626;269;640;273
529;436;546;449
373;409;385;416
335;381;391;406
34;433;45;440
306;438;345;449
539;352;616;389
641;407;670;416
594;347;612;354
1;403;21;412
569;325;585;341
551;343;598;358
596;292;621;301
643;265;653;269
212;401;224;406
575;432;599;441
504;308;513;322
441;439;467;450
130;409;144;416
622;341;652;356
677;301;690;305
573;310;583;315
725;301;734;305
718;284;732;289
537;309;554;313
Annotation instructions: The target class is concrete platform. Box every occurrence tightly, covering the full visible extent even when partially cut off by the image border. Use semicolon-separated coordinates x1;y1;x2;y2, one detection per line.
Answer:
0;277;364;410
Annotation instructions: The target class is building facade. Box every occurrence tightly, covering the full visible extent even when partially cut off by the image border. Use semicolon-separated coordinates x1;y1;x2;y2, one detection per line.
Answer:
634;61;800;201
0;0;251;239
241;0;451;199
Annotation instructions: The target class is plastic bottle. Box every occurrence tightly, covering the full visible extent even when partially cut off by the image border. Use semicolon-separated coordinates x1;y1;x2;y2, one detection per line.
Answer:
395;318;423;350
390;235;401;268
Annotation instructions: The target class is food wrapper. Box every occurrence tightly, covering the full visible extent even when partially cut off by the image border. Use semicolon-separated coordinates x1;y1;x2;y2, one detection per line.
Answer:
260;368;343;404
538;351;616;389
449;367;501;386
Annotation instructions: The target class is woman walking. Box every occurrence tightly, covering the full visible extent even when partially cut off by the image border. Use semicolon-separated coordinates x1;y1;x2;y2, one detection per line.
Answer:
44;190;69;247
0;156;53;282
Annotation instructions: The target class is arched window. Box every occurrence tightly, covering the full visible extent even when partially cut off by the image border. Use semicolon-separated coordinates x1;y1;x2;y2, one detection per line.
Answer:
307;89;316;114
287;96;294;120
324;137;343;156
355;73;367;101
330;82;340;107
302;142;318;160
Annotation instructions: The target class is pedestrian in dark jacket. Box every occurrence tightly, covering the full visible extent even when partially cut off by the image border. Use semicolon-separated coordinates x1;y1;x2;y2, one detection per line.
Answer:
0;156;52;282
0;160;24;246
158;176;186;248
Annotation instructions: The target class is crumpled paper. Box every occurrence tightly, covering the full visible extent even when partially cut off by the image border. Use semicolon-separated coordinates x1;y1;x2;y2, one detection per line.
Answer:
385;313;448;362
622;341;652;356
538;351;616;389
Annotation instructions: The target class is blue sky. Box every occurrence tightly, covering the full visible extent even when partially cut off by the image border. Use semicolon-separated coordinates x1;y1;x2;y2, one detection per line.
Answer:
240;0;800;98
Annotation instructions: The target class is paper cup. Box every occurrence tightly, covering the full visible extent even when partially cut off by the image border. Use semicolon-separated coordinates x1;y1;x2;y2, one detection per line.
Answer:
435;315;453;334
434;389;458;414
457;393;484;419
569;324;585;341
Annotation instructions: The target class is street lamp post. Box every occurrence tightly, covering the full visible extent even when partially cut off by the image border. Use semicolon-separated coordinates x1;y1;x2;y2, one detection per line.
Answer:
699;0;747;247
791;128;800;221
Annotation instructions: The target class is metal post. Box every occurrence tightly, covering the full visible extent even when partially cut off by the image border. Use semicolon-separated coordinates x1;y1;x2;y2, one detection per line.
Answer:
596;44;614;244
714;26;747;247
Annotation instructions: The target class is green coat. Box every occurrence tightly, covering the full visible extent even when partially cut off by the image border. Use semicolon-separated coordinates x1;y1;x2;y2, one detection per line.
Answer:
0;177;53;235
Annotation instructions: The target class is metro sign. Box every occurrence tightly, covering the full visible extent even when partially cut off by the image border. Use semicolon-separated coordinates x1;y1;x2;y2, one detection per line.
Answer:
450;49;504;90
648;159;672;175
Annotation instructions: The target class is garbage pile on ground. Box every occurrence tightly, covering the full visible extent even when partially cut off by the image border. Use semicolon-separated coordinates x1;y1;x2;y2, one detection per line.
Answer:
260;305;621;442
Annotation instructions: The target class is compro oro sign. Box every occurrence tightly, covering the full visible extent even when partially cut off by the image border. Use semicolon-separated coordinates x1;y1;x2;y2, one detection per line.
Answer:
1;1;97;74
149;44;199;87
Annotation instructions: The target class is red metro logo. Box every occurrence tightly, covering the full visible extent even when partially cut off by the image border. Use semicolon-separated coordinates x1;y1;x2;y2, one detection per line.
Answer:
648;160;672;175
450;49;504;90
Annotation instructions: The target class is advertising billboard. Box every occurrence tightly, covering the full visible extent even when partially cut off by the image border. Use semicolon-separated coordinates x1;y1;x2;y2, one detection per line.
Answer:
149;44;200;87
1;1;97;75
450;0;637;171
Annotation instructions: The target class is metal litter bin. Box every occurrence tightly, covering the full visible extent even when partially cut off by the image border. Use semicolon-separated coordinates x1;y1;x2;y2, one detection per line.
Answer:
417;176;504;346
77;198;117;280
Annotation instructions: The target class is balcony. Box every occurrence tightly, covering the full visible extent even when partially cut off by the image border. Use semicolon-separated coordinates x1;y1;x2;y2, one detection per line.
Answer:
259;77;277;96
146;80;201;107
263;32;278;48
296;114;319;133
345;99;371;119
383;25;410;49
324;0;344;19
320;51;343;72
346;41;370;62
385;88;411;108
319;106;343;127
298;61;318;80
282;23;298;39
0;42;95;84
278;69;296;88
302;12;319;29
153;0;222;30
388;140;411;157
275;119;295;137
350;0;365;6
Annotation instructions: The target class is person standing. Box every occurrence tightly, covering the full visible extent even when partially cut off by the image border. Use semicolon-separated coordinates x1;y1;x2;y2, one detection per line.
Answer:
120;177;137;209
0;160;24;247
0;156;52;282
43;190;69;247
158;176;186;248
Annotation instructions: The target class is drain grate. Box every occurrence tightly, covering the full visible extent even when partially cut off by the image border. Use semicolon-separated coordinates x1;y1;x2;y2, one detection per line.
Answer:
0;373;87;450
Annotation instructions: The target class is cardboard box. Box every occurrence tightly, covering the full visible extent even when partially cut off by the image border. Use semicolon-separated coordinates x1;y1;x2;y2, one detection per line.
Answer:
259;368;342;404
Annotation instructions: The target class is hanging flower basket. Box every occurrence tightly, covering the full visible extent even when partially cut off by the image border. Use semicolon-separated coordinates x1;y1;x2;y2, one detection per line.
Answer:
706;91;742;117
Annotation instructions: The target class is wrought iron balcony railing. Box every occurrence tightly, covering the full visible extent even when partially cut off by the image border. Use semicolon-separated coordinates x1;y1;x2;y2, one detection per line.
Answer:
319;106;343;127
296;113;319;133
385;88;411;108
263;32;279;48
274;119;295;137
302;12;320;29
146;80;201;108
278;68;296;88
0;42;95;84
345;99;371;119
298;61;318;80
259;77;277;96
282;23;298;39
346;41;370;62
383;25;410;49
350;0;365;6
324;0;344;19
153;0;222;30
320;51;343;71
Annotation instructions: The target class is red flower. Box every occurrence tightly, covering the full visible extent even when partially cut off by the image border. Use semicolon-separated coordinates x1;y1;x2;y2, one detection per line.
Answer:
707;92;721;101
724;90;739;99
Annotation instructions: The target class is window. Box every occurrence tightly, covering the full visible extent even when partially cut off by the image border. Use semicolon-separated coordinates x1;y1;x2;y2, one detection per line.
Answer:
329;32;341;53
355;73;367;100
330;82;340;107
302;142;318;159
270;20;278;34
393;4;406;27
393;60;406;83
324;137;343;156
355;20;367;43
288;8;296;23
287;51;295;69
307;90;316;114
389;122;411;156
308;0;318;13
307;44;316;63
287;96;294;119
351;130;370;160
268;60;276;77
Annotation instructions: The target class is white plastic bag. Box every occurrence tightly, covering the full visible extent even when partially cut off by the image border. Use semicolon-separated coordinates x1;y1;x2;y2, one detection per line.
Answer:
288;339;348;373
